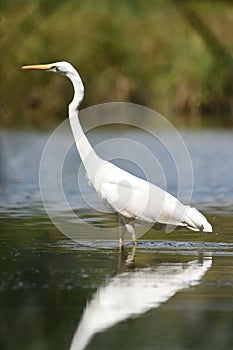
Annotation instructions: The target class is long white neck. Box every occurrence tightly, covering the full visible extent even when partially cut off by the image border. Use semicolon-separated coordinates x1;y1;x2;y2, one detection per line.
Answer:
67;70;103;181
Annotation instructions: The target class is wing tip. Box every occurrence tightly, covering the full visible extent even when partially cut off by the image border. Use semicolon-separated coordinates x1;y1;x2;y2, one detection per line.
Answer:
201;221;213;233
185;207;213;233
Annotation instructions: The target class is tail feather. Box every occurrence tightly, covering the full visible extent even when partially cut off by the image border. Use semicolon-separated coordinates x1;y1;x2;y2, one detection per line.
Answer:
183;207;212;233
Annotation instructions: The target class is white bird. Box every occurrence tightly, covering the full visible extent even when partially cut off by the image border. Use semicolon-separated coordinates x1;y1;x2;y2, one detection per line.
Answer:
22;61;212;246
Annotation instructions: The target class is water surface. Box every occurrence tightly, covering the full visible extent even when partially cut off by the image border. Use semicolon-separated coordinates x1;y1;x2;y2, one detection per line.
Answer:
0;128;233;350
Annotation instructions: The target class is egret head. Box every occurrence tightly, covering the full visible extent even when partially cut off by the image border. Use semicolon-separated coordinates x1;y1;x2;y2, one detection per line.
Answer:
22;60;84;110
21;61;76;77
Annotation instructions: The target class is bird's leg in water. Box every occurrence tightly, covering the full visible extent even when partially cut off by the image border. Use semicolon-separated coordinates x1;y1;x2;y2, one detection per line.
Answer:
118;215;126;249
118;215;137;249
118;244;137;269
125;244;137;265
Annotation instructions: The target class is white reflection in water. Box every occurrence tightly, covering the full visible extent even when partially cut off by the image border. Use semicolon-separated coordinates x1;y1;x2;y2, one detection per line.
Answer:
70;255;212;350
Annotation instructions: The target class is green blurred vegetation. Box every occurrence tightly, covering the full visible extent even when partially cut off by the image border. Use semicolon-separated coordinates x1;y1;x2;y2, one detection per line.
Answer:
0;0;232;128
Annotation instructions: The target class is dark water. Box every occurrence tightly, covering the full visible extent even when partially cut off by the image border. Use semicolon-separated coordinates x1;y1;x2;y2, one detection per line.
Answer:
0;128;233;350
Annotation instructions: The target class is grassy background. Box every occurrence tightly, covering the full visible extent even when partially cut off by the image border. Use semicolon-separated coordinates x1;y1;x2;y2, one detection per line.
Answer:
0;0;232;128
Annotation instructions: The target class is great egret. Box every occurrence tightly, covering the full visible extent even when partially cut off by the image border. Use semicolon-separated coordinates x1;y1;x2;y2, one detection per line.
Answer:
22;61;212;246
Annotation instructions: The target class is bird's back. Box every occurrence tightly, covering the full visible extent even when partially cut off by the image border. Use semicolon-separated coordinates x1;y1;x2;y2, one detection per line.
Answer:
90;160;211;232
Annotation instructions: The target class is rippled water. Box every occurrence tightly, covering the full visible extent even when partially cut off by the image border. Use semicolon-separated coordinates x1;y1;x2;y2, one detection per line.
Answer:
0;128;233;350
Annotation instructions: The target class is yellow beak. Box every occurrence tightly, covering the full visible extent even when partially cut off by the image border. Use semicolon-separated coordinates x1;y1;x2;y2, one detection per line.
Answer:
21;64;52;70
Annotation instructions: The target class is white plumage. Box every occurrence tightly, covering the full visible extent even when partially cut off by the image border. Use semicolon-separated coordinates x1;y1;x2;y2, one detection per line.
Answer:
22;61;212;245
